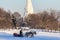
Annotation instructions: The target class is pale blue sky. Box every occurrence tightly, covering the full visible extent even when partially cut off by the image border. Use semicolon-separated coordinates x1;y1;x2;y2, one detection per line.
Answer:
0;0;60;16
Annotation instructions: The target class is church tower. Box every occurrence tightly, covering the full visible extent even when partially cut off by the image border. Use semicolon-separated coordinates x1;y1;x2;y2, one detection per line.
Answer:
24;0;34;16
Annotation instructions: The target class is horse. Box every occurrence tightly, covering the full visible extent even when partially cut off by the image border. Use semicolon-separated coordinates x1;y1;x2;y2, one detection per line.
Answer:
25;31;36;37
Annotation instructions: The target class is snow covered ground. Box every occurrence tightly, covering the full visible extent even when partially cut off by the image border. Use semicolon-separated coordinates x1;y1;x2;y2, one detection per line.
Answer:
0;29;60;40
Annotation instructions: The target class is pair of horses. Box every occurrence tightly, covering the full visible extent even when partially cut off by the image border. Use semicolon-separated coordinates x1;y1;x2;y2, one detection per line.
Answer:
13;31;36;37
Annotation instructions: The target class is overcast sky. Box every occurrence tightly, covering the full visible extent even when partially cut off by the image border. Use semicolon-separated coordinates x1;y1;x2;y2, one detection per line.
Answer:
0;0;60;16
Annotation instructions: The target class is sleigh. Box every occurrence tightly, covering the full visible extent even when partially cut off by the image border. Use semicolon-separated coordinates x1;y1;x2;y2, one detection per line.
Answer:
13;33;23;37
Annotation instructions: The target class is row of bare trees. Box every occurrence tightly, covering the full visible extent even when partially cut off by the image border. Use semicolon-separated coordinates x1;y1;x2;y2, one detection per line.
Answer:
0;7;60;32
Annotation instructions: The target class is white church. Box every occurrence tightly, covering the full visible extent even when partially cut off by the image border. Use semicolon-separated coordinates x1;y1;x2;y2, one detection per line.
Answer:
21;0;34;30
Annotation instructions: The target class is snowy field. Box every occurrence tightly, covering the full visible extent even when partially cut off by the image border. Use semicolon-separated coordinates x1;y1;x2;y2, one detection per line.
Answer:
0;29;60;40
